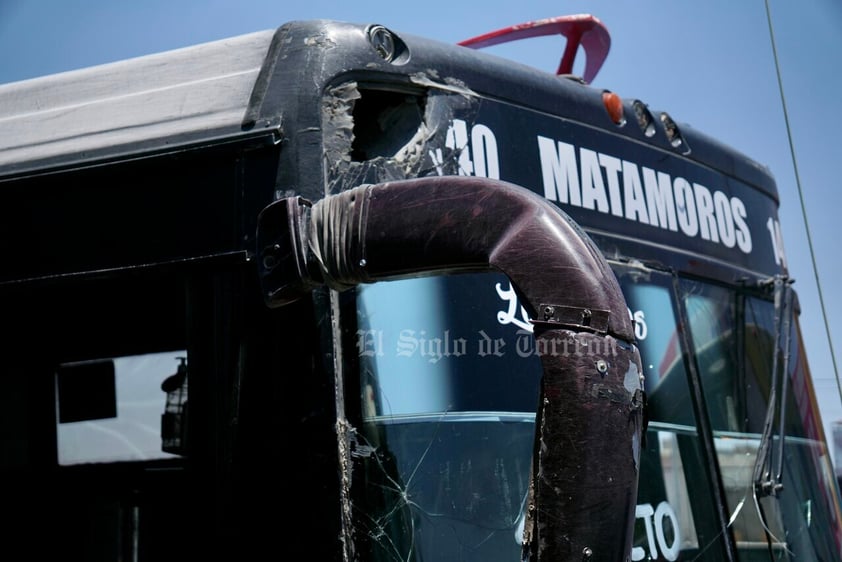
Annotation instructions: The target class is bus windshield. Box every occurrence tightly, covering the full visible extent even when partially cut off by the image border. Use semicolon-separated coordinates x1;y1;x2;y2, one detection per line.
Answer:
345;266;842;561
349;272;542;561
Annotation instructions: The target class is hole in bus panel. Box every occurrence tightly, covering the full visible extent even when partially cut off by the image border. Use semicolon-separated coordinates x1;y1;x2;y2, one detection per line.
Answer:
344;271;542;562
351;88;426;162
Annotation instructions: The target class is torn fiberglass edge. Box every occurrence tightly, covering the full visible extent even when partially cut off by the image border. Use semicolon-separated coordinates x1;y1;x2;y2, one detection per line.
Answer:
321;79;481;195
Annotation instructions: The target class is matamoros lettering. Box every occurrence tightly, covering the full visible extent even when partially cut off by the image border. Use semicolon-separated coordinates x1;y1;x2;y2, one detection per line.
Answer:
438;119;753;254
538;137;752;253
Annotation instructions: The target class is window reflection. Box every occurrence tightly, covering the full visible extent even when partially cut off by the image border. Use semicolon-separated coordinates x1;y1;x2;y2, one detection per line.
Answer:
680;279;842;559
356;273;543;418
618;276;693;427
352;272;542;562
348;265;842;561
657;431;698;550
614;265;706;560
57;351;187;465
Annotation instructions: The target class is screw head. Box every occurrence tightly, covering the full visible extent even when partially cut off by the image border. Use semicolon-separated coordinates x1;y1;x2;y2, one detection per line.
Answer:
596;359;609;375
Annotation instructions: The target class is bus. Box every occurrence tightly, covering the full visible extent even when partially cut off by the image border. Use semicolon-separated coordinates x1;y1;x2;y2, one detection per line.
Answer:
0;14;839;562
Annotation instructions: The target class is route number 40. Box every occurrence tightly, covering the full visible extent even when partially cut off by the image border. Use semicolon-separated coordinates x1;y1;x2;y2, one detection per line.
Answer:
444;119;500;179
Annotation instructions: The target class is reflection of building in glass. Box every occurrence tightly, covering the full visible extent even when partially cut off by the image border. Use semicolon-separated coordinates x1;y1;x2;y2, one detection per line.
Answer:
57;351;186;465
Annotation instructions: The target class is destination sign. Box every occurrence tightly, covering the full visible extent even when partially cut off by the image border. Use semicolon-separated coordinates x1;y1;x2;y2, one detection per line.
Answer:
427;100;786;276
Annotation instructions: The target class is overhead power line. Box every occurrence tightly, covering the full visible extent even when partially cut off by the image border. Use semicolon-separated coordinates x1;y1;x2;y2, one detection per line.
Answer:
764;0;842;407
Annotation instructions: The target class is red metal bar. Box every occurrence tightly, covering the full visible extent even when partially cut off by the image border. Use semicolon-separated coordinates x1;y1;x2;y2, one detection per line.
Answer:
458;14;611;83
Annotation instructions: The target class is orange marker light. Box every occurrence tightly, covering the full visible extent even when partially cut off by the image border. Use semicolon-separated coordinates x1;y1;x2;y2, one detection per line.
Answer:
602;91;625;125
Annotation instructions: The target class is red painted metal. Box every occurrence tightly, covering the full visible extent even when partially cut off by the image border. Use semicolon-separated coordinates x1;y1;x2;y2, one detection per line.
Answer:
458;14;611;83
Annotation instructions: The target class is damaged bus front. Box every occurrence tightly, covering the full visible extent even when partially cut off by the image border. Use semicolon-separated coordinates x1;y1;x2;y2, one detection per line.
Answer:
1;14;839;562
257;177;645;561
0;16;644;562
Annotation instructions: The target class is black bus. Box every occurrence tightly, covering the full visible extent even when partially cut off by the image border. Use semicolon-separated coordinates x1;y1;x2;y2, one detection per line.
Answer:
0;14;838;561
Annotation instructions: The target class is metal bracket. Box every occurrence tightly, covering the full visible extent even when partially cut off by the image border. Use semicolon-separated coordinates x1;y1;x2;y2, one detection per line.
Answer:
256;196;320;307
532;304;610;333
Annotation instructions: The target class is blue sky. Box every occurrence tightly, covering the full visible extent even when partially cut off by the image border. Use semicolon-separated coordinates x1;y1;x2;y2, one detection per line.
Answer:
2;0;841;463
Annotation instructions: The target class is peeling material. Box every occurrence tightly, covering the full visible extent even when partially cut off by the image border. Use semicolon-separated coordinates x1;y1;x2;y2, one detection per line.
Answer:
321;80;480;196
624;360;642;398
409;71;477;97
271;123;643;557
322;82;361;171
304;33;337;49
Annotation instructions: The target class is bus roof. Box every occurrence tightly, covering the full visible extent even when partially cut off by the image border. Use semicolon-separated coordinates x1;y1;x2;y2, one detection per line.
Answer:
0;29;275;177
0;19;778;207
0;18;786;284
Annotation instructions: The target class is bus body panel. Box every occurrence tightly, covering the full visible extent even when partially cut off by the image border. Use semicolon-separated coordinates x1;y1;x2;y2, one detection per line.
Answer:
0;18;837;562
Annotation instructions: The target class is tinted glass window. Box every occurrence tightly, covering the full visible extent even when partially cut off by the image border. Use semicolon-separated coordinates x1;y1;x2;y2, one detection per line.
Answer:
614;265;710;560
57;351;186;465
680;279;842;559
351;272;542;562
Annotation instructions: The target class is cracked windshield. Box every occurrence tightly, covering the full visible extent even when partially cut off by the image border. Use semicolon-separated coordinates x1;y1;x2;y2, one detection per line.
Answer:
351;272;542;561
348;267;841;561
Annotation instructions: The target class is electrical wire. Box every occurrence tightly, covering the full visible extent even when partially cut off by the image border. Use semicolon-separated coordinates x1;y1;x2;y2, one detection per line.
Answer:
764;0;842;408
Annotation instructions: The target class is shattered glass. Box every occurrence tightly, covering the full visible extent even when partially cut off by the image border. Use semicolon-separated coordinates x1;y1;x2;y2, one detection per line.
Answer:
346;273;543;561
353;413;533;561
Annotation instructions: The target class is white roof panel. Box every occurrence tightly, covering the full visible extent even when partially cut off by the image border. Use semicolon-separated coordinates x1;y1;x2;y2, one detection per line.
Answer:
0;29;275;175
